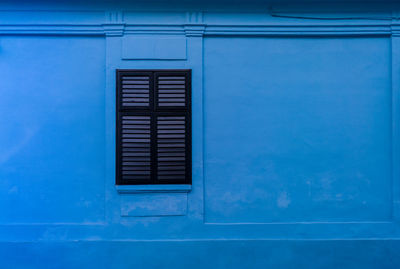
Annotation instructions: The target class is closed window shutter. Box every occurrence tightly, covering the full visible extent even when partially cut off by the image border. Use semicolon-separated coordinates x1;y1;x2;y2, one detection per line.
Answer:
120;114;152;183
116;70;191;185
155;74;187;108
156;114;189;183
120;73;152;109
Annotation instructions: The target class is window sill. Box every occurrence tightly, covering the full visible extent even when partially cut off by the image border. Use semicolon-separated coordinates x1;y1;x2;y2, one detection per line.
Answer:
116;184;192;194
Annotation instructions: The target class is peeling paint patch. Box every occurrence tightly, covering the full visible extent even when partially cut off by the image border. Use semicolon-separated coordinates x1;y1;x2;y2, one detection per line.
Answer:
120;193;187;217
277;192;291;208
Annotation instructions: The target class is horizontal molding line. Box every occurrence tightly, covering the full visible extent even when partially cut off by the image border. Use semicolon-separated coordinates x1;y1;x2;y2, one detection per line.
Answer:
0;25;104;35
1;238;400;243
0;222;106;226
204;221;395;225
204;31;390;36
204;25;392;36
0;23;395;36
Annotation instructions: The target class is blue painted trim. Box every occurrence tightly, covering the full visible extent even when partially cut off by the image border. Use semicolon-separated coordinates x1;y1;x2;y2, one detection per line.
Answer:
0;24;392;36
116;184;192;194
391;32;400;221
0;10;398;36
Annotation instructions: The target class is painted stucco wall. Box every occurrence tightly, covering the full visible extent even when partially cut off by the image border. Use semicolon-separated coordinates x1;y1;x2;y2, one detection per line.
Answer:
1;1;400;268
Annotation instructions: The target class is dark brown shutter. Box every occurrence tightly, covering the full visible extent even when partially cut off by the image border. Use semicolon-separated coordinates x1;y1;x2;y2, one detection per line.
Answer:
116;70;191;185
155;73;188;108
120;73;152;109
119;114;152;183
156;115;189;183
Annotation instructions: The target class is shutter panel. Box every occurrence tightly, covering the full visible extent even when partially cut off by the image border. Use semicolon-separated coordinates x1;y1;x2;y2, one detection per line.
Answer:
119;114;152;184
120;73;151;109
155;73;188;108
116;70;191;185
156;115;189;183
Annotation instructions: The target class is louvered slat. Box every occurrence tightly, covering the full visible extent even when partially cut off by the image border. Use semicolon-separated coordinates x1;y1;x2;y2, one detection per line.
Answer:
121;75;150;108
157;116;187;182
156;75;187;108
120;115;151;182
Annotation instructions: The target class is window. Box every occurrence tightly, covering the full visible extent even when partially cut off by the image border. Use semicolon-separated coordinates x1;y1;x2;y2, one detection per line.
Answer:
116;70;191;185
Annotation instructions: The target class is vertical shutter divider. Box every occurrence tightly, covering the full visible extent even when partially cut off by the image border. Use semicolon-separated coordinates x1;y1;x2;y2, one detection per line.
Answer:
150;113;157;184
150;73;158;184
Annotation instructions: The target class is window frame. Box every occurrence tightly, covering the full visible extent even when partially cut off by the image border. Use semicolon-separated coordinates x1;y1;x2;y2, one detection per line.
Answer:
116;69;192;185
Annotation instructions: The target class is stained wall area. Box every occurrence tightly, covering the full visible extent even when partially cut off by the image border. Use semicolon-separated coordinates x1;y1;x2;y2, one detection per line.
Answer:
0;1;400;268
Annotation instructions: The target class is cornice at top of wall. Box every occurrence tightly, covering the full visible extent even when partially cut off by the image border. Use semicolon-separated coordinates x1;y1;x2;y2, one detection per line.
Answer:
0;1;399;11
0;2;399;36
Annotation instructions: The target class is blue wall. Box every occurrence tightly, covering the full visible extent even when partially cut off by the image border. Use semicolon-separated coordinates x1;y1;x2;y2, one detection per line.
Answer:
0;1;400;268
